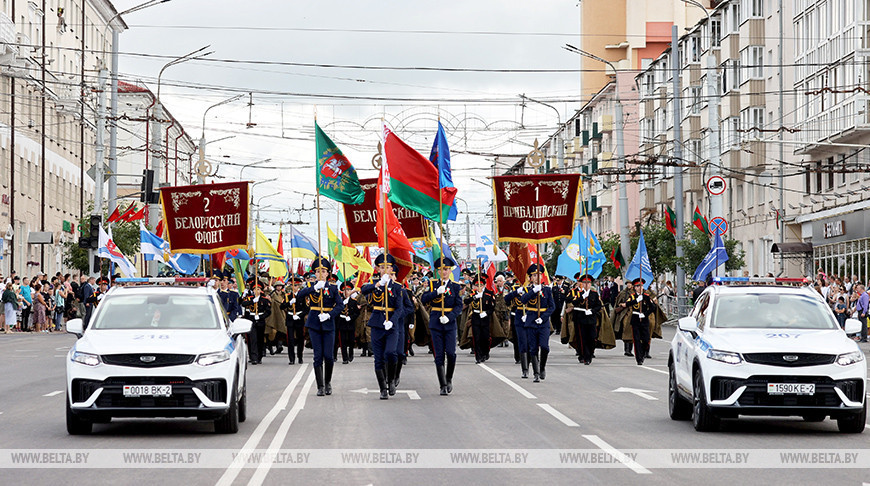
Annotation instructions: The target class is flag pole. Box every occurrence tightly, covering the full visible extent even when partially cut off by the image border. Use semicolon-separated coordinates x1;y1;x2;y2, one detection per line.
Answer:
314;113;325;305
379;120;390;324
436;118;446;318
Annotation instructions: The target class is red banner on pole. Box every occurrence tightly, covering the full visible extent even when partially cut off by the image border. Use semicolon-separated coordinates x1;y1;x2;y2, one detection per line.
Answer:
343;178;428;246
159;181;250;254
493;174;581;244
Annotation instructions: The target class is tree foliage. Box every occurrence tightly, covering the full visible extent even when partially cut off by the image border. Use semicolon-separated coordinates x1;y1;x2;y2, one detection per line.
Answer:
676;225;745;279
62;208;142;274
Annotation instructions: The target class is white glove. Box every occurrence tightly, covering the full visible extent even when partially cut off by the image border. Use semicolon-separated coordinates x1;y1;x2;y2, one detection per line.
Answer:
535;318;543;324
439;315;449;324
584;309;592;316
533;284;542;293
384;320;393;330
292;315;300;320
97;294;104;301
479;311;487;318
475;292;483;299
288;298;296;305
342;315;351;321
343;298;349;305
318;313;329;322
521;314;527;322
517;287;526;295
378;274;391;286
350;292;359;299
314;281;326;291
437;285;447;295
409;324;415;329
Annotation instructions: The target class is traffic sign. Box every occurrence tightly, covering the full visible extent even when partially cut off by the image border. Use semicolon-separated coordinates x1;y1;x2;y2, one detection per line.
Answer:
710;217;728;236
706;176;726;195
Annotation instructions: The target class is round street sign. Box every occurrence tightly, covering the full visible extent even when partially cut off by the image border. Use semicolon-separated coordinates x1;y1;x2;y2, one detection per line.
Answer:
706;176;726;195
710;217;728;236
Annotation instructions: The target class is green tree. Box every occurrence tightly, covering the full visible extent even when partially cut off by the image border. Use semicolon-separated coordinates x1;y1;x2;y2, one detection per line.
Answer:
676;225;745;280
63;208;142;274
629;222;678;281
598;232;622;278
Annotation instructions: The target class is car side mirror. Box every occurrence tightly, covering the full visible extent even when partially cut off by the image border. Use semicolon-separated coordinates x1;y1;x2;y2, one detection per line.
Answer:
229;317;252;336
678;316;698;333
66;318;83;337
843;318;862;335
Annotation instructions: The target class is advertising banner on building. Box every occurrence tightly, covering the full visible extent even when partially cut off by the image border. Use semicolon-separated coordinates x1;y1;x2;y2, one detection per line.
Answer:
493;173;581;244
343;178;428;246
160;181;250;254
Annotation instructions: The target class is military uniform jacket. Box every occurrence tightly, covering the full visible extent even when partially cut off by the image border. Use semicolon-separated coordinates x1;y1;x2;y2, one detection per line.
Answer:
361;281;409;330
85;289;106;307
279;289;309;328
463;290;495;328
503;285;526;319
624;292;657;328
519;285;555;328
296;282;344;332
240;295;272;326
217;289;242;321
337;297;361;331
568;288;602;326
420;280;463;331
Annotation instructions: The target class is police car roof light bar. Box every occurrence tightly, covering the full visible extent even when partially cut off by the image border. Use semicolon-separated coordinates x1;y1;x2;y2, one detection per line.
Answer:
712;276;809;286
115;277;210;284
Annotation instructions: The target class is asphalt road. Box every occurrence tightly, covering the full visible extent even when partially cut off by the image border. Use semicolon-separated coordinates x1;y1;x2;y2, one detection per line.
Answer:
1;326;868;486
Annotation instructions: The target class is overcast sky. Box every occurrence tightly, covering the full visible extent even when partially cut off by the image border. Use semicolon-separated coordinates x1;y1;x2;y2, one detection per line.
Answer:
112;0;585;253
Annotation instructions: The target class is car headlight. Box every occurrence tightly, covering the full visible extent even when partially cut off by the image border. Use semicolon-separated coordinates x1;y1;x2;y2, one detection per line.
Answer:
836;351;865;366
71;350;101;366
707;349;743;365
196;350;230;366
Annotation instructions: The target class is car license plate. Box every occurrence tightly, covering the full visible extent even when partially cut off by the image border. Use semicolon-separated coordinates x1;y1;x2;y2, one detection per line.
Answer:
767;383;815;395
123;385;172;397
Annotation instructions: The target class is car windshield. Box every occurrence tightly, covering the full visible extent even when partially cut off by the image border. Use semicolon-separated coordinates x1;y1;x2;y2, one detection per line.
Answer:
710;292;839;330
90;294;222;330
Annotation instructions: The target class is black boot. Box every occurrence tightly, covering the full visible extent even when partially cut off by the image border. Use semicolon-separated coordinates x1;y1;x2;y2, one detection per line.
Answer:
268;344;275;356
314;365;325;396
539;348;548;380
394;360;403;388
349;347;354;363
324;360;334;395
531;354;541;383
521;352;529;379
436;364;448;396
514;342;520;364
387;362;397;396
624;341;634;357
408;347;414;357
375;368;389;399
298;351;304;363
276;343;283;355
445;355;456;394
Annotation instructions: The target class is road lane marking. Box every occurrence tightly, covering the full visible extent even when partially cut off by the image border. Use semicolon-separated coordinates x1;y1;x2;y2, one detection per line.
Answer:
248;370;316;486
537;403;579;427
612;387;658;400
640;365;668;375
350;388;421;399
43;390;63;397
215;364;309;486
582;434;651;474
478;363;536;399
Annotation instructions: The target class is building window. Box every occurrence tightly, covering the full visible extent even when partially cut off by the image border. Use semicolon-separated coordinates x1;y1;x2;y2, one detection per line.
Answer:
741;106;764;136
741;0;763;19
689;85;702;114
825;157;835;190
839;153;847;186
815;161;823;192
740;46;764;80
710;18;722;48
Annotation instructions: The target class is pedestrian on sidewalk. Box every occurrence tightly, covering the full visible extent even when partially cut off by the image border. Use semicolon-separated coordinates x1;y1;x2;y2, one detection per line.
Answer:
2;282;18;333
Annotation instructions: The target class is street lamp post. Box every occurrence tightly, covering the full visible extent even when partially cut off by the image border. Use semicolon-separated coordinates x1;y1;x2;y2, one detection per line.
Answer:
518;94;564;172
454;197;471;262
199;94;245;184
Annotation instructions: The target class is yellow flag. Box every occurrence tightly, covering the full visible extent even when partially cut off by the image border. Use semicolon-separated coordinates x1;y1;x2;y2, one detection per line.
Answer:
255;227;288;278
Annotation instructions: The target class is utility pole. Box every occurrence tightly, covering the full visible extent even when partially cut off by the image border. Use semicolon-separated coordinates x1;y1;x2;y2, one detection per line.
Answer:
91;68;107;277
707;55;722;220
778;0;785;274
107;26;119;213
672;25;686;316
148;101;163;276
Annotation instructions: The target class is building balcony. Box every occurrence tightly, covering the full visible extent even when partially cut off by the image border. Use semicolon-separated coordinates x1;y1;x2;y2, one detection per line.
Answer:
598;114;613;133
598;188;613;208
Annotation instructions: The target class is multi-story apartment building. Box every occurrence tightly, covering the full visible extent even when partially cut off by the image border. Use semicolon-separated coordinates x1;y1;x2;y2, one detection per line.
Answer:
0;0;121;276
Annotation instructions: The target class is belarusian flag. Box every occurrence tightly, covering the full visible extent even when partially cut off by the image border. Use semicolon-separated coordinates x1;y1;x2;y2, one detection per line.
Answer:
383;123;457;223
610;246;625;270
315;122;365;205
665;205;677;236
693;205;710;235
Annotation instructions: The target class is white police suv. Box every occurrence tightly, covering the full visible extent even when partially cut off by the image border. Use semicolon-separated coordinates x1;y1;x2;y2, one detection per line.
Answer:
669;279;866;432
65;285;252;434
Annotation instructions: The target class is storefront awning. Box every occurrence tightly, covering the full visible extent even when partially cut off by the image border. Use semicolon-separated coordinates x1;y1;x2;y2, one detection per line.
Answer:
771;242;813;254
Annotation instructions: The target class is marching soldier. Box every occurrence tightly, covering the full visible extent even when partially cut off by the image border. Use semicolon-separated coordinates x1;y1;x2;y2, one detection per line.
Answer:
335;281;360;364
420;257;464;396
519;263;555;382
393;283;414;391
265;279;287;356
360;254;409;400
296;257;344;396
216;272;242;321
615;277;656;365
551;275;566;335
85;278;110;310
504;279;529;377
280;275;308;364
568;273;602;365
240;283;271;365
464;275;495;363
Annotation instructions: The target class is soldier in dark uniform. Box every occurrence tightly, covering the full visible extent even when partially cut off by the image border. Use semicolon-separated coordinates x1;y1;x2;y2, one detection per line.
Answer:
85;278;110;310
216;271;242;321
296;256;344;396
551;275;566;335
360;254;409;399
504;280;529;377
280;275;308;364
335;281;360;364
420;257;464;396
519;263;555;382
393;282;414;391
240;283;271;365
615;277;656;365
568;273;602;365
464;275;495;363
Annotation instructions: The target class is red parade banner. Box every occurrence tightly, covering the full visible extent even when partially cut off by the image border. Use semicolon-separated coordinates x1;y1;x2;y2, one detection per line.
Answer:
343;178;428;246
159;181;250;254
493;173;581;244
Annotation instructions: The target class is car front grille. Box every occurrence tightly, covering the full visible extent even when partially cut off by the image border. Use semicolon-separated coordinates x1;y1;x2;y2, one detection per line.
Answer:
712;375;849;407
742;353;836;367
87;377;226;408
101;353;196;368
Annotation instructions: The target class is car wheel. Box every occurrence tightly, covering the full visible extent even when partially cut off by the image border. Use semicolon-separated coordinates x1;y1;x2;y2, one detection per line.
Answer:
837;404;866;433
238;381;247;423
66;393;92;435
692;369;719;432
668;360;692;421
802;414;826;422
214;376;239;434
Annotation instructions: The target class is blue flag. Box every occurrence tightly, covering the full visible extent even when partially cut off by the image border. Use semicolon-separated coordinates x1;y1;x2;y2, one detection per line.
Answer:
625;230;654;289
429;121;458;221
139;222;169;263
168;253;202;275
412;239;434;266
555;223;605;279
692;232;729;282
